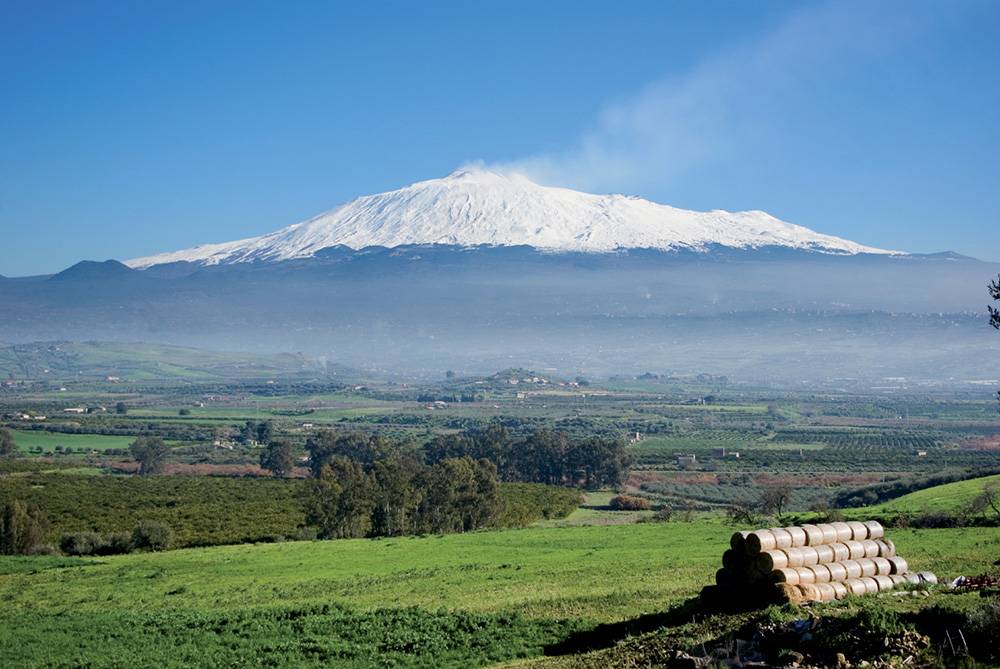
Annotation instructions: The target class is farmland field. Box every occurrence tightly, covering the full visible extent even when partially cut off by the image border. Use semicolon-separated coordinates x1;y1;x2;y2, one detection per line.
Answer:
1;523;998;667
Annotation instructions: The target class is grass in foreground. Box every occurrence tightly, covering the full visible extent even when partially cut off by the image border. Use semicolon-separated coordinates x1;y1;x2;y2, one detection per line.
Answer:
1;522;998;667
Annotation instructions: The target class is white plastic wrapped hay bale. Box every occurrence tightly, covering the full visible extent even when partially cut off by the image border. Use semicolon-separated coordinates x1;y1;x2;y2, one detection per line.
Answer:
784;526;807;547
889;574;908;586
905;573;922;585
863;520;884;539
813;544;835;564
842;560;863;579
826;562;849;582
861;577;880;595
830;542;850;562
757;550;789;571
746;529;777;553
862;540;881;559
770;527;794;550
887;556;908;575
799;546;820;566
873;575;895;592
845;579;868;596
857;558;878;578
847;521;869;540
800;524;825;546
784;546;806;568
813;582;837;602
794;566;817;585
844;540;867;560
875;539;896;558
772;567;800;585
917;572;938;585
831;581;849;599
831;521;854;542
872;557;893;576
808;564;832;583
817;523;839;544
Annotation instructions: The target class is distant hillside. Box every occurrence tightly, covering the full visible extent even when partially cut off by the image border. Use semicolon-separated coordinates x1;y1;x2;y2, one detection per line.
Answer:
871;473;1000;514
0;341;344;381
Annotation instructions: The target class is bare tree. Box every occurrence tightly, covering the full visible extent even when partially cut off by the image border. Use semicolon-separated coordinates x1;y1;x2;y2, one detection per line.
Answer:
760;485;793;525
969;482;1000;519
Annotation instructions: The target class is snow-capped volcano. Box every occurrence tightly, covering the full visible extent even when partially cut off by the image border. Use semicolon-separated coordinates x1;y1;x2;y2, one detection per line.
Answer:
127;168;895;268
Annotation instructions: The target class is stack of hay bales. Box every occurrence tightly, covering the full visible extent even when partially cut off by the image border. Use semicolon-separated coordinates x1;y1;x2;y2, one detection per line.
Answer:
701;521;937;608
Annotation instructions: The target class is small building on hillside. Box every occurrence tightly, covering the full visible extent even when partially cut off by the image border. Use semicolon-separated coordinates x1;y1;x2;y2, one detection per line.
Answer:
677;454;698;468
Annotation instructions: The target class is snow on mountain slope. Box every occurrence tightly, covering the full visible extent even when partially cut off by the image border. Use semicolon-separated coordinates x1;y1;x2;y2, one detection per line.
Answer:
127;168;895;268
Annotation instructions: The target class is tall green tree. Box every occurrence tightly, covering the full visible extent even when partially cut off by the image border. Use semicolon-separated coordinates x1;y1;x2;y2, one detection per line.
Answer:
260;440;295;478
370;456;424;536
129;436;170;476
305;430;389;476
0;500;47;555
0;427;16;456
304;457;374;538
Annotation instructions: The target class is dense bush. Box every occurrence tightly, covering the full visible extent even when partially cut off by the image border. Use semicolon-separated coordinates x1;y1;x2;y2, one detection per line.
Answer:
609;495;652;511
132;520;173;551
496;484;582;526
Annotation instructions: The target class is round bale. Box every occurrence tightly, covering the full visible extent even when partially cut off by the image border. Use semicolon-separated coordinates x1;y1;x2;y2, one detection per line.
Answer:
800;524;824;546
826;562;848;582
889;574;908;585
770;527;793;550
830;542;851;562
746;529;777;553
847;521;869;541
905;573;921;585
831;581;849;599
875;539;896;558
723;549;749;571
857;558;877;578
814;544;835;564
887;557;908;575
862;540;881;559
842;560;863;579
863;520;884;539
861;577;880;595
775;583;804;605
917;572;938;585
872;557;892;576
843;540;866;560
798;583;821;602
831;521;854;543
794;566;816;585
799;546;820;566
784;526;807;547
784;546;805;568
873;575;895;592
772;567;800;585
808;564;832;583
730;531;750;551
716;568;733;587
845;578;868;597
757;550;788;572
813;582;837;602
817;523;839;545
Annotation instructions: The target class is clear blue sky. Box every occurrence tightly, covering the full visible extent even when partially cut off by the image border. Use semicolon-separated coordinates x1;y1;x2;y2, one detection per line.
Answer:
1;0;997;276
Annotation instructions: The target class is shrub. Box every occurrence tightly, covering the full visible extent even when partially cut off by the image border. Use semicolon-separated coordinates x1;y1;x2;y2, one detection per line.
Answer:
132;520;172;551
609;494;651;511
60;531;107;556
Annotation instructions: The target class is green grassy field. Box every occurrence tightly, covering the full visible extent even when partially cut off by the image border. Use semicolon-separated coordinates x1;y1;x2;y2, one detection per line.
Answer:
870;473;1000;514
1;522;997;667
9;428;139;453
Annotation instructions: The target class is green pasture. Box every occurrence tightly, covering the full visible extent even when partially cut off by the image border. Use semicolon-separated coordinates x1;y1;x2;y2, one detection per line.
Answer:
0;523;997;667
869;473;1000;515
8;428;138;453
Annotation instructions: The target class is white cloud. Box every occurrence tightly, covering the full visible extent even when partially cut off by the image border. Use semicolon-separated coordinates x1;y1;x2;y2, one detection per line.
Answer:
496;1;928;194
